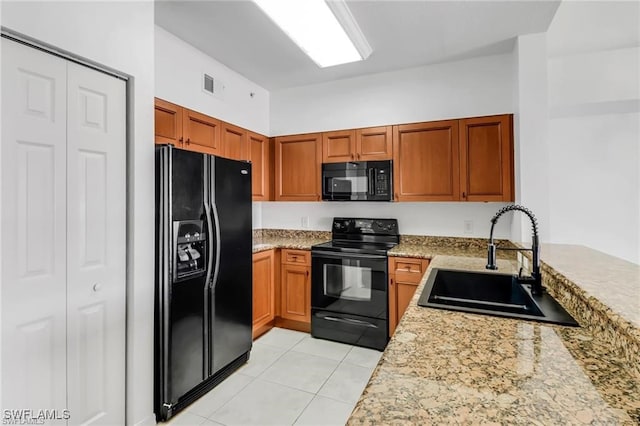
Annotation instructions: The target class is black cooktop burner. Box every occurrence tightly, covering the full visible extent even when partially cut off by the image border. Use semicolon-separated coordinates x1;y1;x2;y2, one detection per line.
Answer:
311;217;399;255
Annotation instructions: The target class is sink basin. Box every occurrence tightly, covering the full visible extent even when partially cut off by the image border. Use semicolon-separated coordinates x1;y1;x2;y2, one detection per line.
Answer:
417;269;579;326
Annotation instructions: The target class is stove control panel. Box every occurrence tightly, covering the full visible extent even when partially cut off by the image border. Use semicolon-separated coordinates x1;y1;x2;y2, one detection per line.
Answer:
332;218;399;236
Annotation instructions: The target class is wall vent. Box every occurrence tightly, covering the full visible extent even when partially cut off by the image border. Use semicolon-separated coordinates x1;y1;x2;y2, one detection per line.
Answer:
203;74;215;94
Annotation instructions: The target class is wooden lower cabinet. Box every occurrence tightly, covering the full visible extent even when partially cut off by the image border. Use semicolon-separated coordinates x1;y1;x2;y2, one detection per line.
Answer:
276;249;311;332
389;257;430;336
253;250;275;339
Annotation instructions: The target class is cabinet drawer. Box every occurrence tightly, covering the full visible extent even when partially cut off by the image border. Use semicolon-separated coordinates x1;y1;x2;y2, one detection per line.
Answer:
390;257;429;284
282;249;310;265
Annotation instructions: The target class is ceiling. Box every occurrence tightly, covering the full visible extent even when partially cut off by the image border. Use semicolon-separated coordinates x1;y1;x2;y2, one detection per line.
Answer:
155;0;561;91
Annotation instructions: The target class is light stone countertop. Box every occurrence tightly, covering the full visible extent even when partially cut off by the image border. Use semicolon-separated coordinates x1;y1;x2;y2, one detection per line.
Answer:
538;244;640;329
250;231;640;423
348;255;640;424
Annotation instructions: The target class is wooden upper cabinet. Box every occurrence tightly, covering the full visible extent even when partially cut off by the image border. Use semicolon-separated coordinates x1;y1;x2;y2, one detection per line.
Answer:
322;130;356;163
322;126;392;163
222;121;249;161
393;120;460;201
154;98;183;146
183;109;221;155
274;133;322;201
459;114;514;202
356;126;392;161
248;132;271;201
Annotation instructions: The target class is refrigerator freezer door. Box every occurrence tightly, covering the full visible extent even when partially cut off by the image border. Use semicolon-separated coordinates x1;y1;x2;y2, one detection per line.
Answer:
156;146;209;411
209;156;253;375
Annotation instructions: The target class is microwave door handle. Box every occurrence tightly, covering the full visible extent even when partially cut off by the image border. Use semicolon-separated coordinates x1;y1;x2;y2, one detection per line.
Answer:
368;168;375;196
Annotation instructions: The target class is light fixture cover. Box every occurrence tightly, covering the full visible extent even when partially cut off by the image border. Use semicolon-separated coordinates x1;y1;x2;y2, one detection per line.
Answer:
253;0;372;68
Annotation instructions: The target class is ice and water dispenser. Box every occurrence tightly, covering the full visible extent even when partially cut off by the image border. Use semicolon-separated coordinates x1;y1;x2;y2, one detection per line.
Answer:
173;220;207;281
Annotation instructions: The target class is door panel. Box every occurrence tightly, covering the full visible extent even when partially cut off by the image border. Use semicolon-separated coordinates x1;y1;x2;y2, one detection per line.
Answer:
248;132;270;201
274;134;321;201
222;122;248;161
459;115;514;201
253;251;275;335
393;121;460;201
322;130;355;163
1;38;68;416
155;98;183;146
356;126;392;161
183;109;221;155
66;62;126;425
281;264;310;322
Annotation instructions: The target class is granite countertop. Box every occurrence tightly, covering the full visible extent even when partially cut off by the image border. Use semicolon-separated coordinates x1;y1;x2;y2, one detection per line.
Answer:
251;230;640;423
349;255;640;424
252;229;330;253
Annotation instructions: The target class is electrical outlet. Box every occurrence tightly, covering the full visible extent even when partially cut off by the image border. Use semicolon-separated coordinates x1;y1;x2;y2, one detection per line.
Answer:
301;216;309;229
463;220;473;235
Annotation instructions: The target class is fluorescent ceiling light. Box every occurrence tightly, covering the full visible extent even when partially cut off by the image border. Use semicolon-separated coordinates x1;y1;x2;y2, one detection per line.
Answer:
253;0;372;68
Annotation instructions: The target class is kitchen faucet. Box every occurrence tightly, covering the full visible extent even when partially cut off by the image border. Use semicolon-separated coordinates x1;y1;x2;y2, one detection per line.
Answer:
486;205;543;296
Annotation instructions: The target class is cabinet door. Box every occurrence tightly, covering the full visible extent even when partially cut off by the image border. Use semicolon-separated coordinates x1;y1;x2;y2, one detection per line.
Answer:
248;132;271;201
322;129;356;163
183;109;221;155
274;133;321;201
356;126;392;161
154;98;183;147
459;114;514;202
253;250;275;339
222;121;248;161
393;120;460;201
280;264;311;323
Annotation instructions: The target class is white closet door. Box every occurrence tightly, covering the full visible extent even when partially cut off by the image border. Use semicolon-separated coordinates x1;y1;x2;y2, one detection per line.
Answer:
65;62;126;425
1;39;68;418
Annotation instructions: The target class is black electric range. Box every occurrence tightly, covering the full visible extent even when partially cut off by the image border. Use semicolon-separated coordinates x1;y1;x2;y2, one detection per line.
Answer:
310;218;399;351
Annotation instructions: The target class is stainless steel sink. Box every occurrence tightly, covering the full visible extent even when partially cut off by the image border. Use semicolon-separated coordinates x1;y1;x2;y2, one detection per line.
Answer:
417;269;579;326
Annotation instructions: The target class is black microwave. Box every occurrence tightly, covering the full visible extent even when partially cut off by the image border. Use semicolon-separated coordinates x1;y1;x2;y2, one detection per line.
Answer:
322;160;393;201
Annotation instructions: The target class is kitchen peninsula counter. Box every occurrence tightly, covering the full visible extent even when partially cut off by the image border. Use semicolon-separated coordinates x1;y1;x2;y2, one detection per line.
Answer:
348;255;639;424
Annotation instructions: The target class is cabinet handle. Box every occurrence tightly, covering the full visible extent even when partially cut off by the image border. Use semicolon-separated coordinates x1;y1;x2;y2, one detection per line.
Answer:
186;138;191;145
357;153;360;160
462;192;466;198
351;153;355;160
179;137;184;143
306;270;309;277
390;278;394;286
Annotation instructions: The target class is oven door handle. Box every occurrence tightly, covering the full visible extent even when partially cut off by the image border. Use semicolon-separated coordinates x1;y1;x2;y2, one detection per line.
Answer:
322;315;379;329
311;251;387;261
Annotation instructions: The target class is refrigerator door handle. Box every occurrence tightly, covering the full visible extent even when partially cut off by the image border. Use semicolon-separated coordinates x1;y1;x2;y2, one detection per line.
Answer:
203;156;214;378
210;201;221;291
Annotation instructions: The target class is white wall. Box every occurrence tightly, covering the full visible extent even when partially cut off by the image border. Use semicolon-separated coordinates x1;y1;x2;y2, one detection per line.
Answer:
1;2;156;425
511;33;551;243
260;202;512;239
270;53;514;135
545;2;640;264
267;54;514;236
155;26;270;135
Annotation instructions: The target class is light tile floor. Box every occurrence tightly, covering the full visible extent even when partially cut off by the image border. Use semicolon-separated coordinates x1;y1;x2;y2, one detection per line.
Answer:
165;327;382;426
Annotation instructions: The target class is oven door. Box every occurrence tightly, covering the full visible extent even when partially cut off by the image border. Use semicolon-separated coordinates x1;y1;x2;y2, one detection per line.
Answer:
311;251;388;319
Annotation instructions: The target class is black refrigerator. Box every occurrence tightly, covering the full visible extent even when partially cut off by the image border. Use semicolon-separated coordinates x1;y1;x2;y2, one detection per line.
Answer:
154;145;252;421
